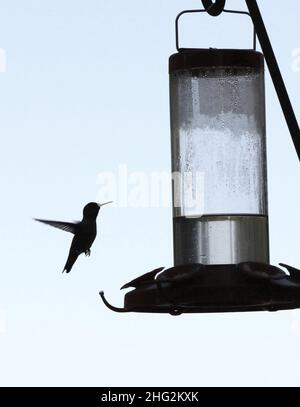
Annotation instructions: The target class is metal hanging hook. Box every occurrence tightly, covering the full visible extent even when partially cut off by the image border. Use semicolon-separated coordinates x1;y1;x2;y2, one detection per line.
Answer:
201;0;226;16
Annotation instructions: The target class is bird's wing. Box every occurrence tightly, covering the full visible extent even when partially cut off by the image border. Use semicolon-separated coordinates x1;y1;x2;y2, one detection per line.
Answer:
34;218;79;234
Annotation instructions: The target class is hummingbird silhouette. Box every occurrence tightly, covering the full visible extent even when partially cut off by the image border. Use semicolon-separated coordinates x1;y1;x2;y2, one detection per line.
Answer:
34;201;112;273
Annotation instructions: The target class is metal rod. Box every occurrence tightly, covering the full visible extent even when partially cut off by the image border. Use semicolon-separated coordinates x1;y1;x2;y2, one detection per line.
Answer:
245;0;300;161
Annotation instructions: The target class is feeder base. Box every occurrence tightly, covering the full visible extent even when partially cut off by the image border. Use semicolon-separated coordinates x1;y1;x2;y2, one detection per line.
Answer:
100;262;300;315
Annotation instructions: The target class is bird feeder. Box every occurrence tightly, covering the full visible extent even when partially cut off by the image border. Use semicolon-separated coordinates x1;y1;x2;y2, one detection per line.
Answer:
101;0;300;314
170;47;268;267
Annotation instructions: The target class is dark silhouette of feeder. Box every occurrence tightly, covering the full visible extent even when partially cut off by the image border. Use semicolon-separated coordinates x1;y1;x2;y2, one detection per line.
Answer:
100;0;300;314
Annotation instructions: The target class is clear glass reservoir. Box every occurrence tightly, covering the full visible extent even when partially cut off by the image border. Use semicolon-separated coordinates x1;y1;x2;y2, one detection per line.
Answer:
169;49;269;265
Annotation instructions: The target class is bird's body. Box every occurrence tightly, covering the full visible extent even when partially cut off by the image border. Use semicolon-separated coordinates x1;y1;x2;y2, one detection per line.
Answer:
34;201;112;273
63;217;97;273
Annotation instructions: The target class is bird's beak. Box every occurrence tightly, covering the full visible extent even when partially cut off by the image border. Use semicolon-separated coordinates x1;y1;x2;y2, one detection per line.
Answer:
98;201;113;208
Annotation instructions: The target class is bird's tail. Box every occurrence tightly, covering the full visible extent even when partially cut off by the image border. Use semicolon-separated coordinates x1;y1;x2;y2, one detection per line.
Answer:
63;251;80;273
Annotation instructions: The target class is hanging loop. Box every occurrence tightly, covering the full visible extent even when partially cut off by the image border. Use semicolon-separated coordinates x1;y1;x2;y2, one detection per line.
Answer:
201;0;226;16
175;9;256;51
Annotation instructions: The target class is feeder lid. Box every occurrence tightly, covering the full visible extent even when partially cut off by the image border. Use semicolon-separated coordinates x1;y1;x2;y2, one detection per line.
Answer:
169;48;264;73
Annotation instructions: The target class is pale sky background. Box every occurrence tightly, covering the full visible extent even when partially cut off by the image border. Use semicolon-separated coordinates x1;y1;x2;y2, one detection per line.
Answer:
0;0;300;386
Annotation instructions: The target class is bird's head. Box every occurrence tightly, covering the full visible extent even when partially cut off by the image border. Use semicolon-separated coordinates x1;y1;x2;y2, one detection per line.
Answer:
83;201;112;219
